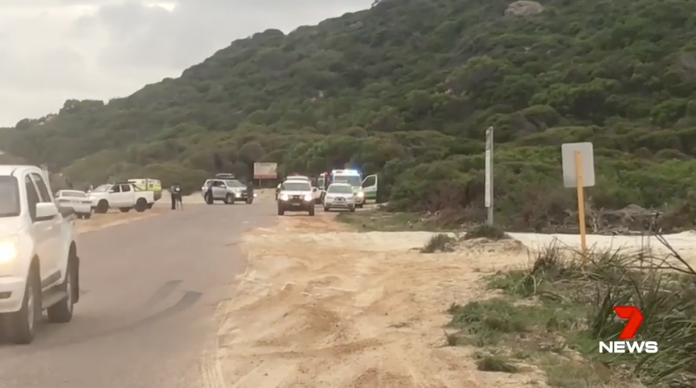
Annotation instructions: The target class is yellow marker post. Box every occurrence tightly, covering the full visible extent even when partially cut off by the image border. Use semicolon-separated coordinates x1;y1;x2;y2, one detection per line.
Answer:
574;150;587;253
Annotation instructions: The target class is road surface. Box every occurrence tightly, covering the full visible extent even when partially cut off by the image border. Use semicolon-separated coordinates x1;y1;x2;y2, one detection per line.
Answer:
0;203;274;388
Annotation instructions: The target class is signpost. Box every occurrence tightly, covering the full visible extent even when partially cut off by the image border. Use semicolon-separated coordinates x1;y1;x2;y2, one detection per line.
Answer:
561;142;595;253
253;162;278;179
485;127;494;225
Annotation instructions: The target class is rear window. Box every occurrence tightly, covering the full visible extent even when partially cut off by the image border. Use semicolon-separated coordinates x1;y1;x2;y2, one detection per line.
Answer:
282;181;311;191
59;191;86;198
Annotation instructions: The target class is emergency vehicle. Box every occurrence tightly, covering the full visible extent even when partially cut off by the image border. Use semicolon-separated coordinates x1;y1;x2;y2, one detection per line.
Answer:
316;169;378;208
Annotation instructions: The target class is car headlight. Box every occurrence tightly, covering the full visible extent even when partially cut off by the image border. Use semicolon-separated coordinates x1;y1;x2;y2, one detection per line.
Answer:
357;192;364;197
279;194;289;201
0;236;19;264
304;194;313;201
235;192;241;197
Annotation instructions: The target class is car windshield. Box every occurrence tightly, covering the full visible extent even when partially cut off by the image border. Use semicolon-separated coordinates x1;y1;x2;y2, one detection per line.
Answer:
328;185;352;194
92;184;110;192
333;175;361;187
0;176;20;217
59;191;86;198
282;182;311;191
224;180;245;188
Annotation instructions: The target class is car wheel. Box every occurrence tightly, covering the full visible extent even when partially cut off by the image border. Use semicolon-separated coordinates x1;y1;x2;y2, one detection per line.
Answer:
6;263;41;344
357;204;363;208
308;206;315;216
146;203;154;209
277;206;284;215
83;213;91;219
350;206;356;212
225;194;233;204
134;199;147;212
246;198;253;204
95;200;109;213
324;206;329;212
47;256;76;323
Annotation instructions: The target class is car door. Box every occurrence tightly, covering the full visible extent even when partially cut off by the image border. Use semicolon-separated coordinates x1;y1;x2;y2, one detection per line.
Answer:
26;173;61;285
119;184;135;206
361;175;378;200
212;181;226;199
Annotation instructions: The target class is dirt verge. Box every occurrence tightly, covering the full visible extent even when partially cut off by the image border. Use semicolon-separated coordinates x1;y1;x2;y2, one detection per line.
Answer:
213;212;548;387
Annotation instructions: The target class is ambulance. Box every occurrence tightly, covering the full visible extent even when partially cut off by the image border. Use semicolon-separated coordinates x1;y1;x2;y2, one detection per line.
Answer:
317;169;378;208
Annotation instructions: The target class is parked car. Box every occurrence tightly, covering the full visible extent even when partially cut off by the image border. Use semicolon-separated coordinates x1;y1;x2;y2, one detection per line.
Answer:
0;165;81;344
322;183;356;212
89;182;155;213
200;178;255;204
55;190;92;219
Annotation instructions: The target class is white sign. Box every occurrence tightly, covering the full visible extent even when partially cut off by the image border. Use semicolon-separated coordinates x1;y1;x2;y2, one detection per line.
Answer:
253;162;277;179
561;142;595;188
598;341;658;354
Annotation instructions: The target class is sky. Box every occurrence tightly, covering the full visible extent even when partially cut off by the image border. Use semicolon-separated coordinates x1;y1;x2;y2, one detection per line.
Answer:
0;0;373;126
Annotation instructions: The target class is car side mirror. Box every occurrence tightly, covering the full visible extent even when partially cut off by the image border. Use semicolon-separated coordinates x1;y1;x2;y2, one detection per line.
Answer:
36;202;59;219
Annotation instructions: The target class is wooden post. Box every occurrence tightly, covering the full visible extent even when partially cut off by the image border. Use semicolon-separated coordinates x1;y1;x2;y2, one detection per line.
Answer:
574;150;587;253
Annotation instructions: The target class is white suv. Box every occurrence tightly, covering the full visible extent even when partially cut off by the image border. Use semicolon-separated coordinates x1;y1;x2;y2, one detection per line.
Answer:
0;165;80;344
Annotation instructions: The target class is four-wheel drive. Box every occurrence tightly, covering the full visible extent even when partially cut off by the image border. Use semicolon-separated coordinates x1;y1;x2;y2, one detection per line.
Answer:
277;180;315;216
322;183;356;212
201;178;255;204
0;165;80;344
89;182;155;213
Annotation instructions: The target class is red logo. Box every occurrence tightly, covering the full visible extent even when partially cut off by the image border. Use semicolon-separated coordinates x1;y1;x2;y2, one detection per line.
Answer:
613;306;643;339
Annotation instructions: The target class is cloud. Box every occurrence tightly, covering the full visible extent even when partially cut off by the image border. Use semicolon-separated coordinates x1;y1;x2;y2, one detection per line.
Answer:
0;0;372;126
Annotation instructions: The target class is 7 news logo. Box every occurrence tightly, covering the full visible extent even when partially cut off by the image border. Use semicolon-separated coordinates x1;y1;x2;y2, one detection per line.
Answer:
599;306;658;354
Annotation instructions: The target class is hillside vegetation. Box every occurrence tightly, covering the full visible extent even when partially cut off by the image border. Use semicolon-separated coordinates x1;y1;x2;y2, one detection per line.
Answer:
2;0;696;230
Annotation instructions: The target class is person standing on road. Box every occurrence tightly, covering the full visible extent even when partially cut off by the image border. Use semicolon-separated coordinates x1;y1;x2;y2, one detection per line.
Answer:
170;183;182;209
205;181;214;204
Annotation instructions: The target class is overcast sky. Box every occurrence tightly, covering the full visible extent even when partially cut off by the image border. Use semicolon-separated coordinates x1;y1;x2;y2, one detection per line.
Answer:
0;0;372;126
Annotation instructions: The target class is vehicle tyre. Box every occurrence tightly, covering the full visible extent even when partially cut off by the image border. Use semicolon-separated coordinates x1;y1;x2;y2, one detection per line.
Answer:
95;200;109;213
83;213;91;219
308;206;315;216
246;198;253;204
277;206;284;215
134;199;147;212
357;204;363;208
47;254;77;323
350;206;356;212
225;194;234;204
146;203;154;209
6;263;41;344
119;207;131;213
324;206;329;212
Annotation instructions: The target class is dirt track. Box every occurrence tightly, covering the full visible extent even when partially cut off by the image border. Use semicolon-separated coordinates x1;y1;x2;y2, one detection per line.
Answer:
214;212;545;387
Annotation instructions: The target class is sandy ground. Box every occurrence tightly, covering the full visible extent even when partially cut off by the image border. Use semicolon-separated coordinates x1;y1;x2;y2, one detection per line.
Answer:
211;209;696;387
213;213;549;387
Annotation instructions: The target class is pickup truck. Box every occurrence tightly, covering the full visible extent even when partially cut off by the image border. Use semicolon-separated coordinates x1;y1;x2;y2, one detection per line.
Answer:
89;182;155;213
0;165;81;344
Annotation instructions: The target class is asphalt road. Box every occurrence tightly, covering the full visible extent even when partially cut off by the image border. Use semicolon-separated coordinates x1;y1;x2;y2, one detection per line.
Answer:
0;202;274;388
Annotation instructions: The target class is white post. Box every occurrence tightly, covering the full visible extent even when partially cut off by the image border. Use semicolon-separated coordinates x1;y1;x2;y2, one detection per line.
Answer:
485;127;494;225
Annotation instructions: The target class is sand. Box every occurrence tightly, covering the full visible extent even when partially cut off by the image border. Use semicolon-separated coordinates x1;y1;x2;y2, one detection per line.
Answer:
205;208;696;387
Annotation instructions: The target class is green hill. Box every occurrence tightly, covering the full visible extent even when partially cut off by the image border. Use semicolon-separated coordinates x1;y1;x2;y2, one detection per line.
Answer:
3;0;696;229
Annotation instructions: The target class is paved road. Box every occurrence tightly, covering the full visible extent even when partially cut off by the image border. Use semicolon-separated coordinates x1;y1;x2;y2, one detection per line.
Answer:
0;203;274;388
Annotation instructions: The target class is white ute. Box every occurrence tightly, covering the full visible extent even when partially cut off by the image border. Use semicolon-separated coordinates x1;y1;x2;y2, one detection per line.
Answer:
89;182;155;213
0;165;80;344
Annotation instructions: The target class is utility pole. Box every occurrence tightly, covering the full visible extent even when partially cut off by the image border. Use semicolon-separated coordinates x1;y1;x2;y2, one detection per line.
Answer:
485;127;494;225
